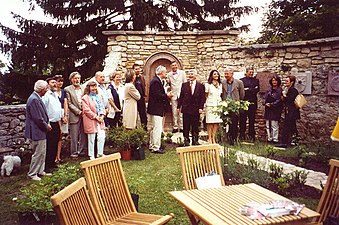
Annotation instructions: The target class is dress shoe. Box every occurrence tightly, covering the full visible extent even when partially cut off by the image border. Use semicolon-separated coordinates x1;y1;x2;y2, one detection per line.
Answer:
152;149;165;154
28;175;41;181
70;154;79;159
39;172;52;177
192;141;201;146
172;129;178;133
275;144;287;148
97;154;105;158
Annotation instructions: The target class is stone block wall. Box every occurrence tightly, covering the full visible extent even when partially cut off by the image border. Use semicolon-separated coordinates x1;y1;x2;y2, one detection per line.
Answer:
104;31;339;144
0;104;28;152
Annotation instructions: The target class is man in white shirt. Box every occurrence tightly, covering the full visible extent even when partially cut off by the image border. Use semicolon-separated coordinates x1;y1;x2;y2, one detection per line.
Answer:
42;77;63;173
167;61;186;133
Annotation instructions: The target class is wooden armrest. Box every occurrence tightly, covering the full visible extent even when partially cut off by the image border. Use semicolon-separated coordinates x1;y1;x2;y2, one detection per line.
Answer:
150;213;175;225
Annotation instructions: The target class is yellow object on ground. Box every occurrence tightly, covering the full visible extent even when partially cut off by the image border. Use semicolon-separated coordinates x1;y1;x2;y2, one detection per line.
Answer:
331;117;339;142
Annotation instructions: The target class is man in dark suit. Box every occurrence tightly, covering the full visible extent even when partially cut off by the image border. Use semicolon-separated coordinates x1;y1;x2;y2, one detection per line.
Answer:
147;65;173;154
25;80;52;181
177;69;205;146
240;67;259;141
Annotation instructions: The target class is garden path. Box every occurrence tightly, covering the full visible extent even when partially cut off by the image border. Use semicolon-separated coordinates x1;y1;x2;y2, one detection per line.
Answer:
170;132;327;190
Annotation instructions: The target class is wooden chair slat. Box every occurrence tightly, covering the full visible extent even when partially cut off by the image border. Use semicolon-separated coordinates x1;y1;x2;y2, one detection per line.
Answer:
176;144;225;190
80;153;174;225
50;177;101;225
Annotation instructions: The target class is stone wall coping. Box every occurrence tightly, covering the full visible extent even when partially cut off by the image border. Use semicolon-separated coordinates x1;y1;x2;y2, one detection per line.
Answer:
102;29;240;36
227;36;339;50
0;104;26;110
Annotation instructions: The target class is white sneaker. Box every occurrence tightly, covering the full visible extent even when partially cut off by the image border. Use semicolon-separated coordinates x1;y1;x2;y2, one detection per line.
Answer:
89;156;95;160
29;175;41;181
97;154;105;158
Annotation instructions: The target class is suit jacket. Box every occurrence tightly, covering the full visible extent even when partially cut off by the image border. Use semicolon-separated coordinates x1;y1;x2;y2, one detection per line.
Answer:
64;85;84;124
167;69;186;99
147;75;170;117
221;78;245;101
178;80;205;115
133;75;146;98
240;76;260;105
25;92;49;141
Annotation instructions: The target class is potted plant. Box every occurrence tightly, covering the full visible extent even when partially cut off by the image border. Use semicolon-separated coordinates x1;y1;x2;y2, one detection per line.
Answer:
15;164;83;225
128;128;148;160
107;127;131;160
126;176;146;211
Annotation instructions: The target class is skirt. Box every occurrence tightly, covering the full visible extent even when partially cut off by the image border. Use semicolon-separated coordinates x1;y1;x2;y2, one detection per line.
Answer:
205;106;222;124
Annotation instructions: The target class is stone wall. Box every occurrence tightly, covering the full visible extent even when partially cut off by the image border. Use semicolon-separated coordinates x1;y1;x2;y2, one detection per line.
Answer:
104;31;339;144
0;104;28;153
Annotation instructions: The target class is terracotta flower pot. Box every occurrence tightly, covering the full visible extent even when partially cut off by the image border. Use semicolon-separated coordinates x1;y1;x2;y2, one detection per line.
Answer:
119;149;132;160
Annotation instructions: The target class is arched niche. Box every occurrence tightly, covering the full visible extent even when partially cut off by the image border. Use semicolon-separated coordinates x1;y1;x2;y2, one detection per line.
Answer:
143;52;182;101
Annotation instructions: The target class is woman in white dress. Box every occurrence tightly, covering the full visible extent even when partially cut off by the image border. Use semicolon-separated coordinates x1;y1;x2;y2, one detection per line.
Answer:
205;70;222;144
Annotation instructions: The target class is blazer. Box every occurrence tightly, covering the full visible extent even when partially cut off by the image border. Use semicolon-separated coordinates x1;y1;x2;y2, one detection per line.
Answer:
25;92;49;141
147;75;170;117
64;85;84;124
82;94;105;134
221;78;245;101
167;69;186;99
284;87;300;120
178;80;205;115
241;76;260;106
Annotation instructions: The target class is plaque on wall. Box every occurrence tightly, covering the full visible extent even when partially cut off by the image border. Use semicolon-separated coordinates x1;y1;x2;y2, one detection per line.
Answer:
328;71;339;96
255;72;276;93
295;72;312;95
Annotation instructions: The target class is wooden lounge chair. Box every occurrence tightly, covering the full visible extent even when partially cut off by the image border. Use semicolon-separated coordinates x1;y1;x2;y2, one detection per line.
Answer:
80;153;174;225
50;177;101;225
176;144;225;190
312;159;339;224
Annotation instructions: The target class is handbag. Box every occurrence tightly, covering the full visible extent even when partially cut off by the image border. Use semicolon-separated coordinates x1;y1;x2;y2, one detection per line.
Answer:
294;93;307;109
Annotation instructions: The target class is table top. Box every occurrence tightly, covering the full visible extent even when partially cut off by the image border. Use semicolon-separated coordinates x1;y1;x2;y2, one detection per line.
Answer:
170;183;320;225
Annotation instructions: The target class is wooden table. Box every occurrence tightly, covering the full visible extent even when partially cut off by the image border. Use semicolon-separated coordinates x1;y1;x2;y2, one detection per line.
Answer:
170;183;320;225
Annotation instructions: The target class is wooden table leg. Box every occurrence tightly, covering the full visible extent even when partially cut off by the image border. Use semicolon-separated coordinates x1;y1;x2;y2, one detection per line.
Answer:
186;209;200;225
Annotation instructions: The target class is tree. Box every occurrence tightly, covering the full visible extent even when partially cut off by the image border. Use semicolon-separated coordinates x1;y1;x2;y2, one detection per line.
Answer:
258;0;339;43
0;0;254;100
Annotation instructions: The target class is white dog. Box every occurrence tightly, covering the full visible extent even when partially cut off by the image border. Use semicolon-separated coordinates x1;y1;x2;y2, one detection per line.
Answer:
1;155;21;176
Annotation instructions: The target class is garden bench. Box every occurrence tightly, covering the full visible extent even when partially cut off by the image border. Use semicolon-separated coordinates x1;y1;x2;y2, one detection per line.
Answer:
50;177;101;225
312;159;339;224
80;153;174;225
176;144;225;190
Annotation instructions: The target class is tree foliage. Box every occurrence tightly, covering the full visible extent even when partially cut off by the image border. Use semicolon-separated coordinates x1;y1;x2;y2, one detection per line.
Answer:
258;0;339;43
0;0;254;100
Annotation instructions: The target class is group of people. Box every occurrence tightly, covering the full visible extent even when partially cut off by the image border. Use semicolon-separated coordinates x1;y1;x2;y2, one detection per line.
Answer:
24;61;301;180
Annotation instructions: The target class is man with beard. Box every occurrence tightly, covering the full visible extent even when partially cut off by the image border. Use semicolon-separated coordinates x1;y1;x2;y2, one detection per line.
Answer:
65;72;87;159
42;77;62;173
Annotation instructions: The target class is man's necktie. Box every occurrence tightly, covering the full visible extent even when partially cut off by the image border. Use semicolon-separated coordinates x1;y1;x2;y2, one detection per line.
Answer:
190;81;193;94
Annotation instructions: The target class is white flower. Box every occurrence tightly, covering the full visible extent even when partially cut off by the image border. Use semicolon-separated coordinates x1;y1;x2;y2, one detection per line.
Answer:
12;197;17;201
223;111;229;115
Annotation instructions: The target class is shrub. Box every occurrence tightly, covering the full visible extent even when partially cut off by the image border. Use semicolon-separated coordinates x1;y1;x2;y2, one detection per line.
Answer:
290;170;309;188
264;145;277;157
16;164;83;214
269;163;284;179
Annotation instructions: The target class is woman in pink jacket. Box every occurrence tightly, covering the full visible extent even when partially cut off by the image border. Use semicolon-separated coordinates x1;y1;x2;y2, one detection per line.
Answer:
82;81;106;160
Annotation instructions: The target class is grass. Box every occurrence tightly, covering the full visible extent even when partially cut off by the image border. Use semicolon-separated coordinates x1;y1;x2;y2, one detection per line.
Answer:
0;142;326;225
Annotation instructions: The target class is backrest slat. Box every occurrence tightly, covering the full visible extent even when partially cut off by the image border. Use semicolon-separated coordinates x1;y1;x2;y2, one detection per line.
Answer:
177;144;225;190
316;159;339;223
80;153;136;224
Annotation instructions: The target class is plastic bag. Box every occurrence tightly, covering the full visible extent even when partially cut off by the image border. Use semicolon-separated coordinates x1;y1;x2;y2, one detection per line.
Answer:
294;93;307;109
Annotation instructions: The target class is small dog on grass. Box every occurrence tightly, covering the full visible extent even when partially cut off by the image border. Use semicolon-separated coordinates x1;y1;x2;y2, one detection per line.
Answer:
1;155;21;176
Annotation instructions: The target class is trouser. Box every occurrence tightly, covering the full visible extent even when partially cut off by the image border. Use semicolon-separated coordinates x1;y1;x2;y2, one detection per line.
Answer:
149;114;163;151
281;117;298;145
137;98;147;128
227;113;239;144
171;98;183;130
239;104;257;140
108;112;122;128
183;113;200;143
45;122;60;172
87;124;105;158
265;120;279;142
27;139;46;177
69;119;87;156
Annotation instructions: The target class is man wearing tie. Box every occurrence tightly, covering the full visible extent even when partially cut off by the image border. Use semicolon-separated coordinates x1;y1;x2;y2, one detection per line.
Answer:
177;69;205;146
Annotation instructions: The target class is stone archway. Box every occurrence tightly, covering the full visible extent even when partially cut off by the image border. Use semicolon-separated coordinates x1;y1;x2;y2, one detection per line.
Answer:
143;52;182;101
